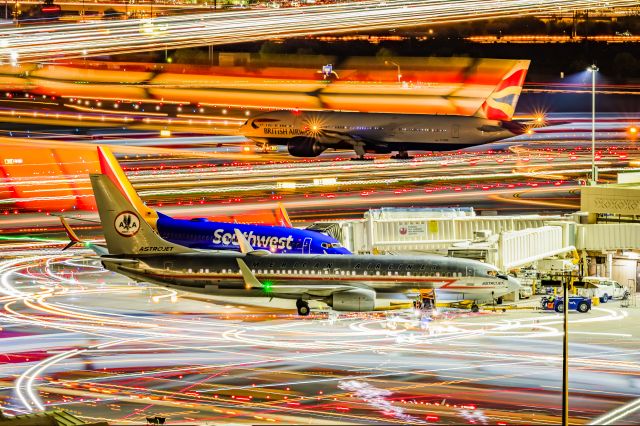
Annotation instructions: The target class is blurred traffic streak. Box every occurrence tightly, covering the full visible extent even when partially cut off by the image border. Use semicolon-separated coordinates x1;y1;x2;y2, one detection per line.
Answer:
1;0;636;62
4;58;640;114
0;134;636;222
0;138;260;212
0;250;638;424
1;57;523;115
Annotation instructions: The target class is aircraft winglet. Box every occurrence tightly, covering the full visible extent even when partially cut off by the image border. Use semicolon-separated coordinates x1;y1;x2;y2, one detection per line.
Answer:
59;216;109;255
276;202;293;228
60;217;82;251
236;258;263;290
234;228;270;256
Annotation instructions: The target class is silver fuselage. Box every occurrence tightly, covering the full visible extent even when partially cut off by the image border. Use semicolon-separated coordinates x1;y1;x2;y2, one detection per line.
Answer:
103;251;517;305
241;110;517;151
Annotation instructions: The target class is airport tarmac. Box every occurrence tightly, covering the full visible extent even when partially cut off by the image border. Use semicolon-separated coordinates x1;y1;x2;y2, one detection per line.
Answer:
0;248;639;425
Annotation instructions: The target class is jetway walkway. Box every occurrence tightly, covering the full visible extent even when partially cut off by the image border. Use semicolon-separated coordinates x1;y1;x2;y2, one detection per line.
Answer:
315;208;580;272
314;208;640;273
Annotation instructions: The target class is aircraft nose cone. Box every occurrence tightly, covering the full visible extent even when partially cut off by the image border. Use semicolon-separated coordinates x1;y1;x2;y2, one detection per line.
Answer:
508;276;521;292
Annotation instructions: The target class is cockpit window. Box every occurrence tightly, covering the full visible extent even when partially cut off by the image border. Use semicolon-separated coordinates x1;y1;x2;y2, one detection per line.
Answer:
331;243;342;248
321;242;330;249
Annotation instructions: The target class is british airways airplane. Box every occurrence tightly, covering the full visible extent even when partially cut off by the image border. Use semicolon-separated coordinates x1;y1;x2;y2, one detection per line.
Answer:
240;60;531;159
97;146;350;255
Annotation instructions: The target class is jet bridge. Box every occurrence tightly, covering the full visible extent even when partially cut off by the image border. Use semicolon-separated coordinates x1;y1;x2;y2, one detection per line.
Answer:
314;208;576;272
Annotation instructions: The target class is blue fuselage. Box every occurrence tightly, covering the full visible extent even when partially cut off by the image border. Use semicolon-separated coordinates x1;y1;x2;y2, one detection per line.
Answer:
156;213;350;255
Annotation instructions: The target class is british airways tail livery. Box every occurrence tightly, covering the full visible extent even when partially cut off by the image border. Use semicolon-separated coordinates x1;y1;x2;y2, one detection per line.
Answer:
97;146;350;255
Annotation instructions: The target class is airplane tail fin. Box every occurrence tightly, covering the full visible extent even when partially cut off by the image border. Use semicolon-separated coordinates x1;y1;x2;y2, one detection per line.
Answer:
474;60;530;121
90;174;192;256
276;202;293;228
97;146;159;228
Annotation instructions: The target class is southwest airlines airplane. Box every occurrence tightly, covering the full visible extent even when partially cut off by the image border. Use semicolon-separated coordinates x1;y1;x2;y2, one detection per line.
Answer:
88;171;520;316
240;60;530;159
97;147;350;255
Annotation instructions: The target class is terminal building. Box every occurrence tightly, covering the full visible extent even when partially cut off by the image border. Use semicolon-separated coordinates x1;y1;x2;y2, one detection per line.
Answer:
311;174;640;295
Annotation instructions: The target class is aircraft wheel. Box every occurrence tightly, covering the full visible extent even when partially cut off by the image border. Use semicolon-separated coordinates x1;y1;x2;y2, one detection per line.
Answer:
296;299;310;316
471;304;479;313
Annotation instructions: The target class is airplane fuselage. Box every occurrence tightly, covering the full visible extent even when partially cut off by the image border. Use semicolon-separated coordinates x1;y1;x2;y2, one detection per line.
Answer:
156;213;350;255
103;251;518;311
241;110;521;156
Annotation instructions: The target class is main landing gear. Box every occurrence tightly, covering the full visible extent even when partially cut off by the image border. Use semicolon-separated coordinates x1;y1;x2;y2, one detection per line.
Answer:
350;143;374;161
391;151;413;160
296;298;310;316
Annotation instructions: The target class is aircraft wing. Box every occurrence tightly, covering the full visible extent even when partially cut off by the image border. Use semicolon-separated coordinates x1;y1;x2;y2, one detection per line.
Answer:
236;257;373;298
267;284;361;298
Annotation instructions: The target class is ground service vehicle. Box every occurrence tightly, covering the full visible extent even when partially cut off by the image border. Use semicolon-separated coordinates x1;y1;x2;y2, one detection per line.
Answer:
541;296;591;313
581;277;629;302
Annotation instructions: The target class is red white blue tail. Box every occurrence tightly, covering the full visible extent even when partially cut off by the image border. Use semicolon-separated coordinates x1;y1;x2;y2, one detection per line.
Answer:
475;60;530;121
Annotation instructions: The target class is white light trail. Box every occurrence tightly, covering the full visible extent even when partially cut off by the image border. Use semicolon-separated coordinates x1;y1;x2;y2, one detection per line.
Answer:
0;0;636;62
590;398;640;425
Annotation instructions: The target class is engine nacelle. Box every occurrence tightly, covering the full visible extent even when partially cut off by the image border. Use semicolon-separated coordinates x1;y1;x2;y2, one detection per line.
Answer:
328;288;376;312
287;138;326;157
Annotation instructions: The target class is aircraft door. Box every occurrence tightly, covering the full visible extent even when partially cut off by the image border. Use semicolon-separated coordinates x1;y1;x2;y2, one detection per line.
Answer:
302;237;312;254
452;124;460;138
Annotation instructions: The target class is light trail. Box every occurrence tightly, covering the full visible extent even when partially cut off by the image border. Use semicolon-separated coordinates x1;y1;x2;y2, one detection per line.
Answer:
590;398;640;425
1;0;636;62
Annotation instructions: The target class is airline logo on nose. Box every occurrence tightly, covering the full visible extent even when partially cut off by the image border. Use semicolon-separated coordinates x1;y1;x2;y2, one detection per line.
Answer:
115;211;140;237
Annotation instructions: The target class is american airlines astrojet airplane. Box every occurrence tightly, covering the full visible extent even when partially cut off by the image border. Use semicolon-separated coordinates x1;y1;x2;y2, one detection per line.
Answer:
88;170;519;316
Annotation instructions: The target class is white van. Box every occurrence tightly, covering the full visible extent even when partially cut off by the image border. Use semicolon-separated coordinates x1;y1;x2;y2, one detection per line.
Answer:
581;277;629;302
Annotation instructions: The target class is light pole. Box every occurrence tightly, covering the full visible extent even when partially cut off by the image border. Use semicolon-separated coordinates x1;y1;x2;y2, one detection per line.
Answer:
562;272;569;425
588;64;598;185
385;60;401;83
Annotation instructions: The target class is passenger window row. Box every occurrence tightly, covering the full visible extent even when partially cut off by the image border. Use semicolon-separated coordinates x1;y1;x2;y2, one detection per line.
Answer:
180;267;468;278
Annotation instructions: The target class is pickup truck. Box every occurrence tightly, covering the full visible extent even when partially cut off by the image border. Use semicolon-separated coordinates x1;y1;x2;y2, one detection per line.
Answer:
580;277;630;303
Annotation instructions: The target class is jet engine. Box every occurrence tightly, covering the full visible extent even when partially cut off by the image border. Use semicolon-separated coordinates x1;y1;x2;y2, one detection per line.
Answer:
287;138;326;157
327;288;376;312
